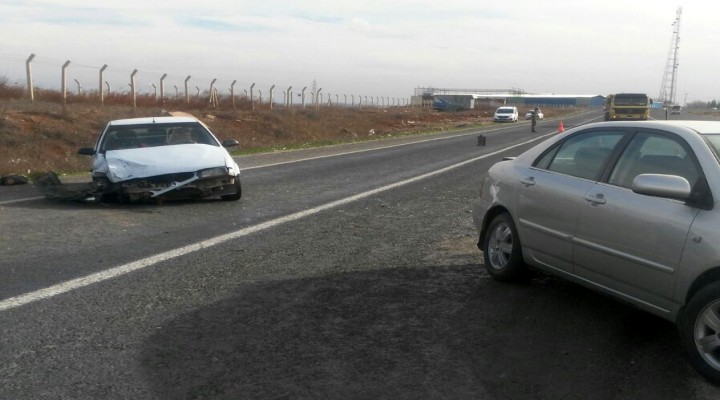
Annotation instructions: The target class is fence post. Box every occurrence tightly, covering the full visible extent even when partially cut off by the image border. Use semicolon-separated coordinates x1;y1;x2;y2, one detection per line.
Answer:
287;86;292;108
250;83;256;110
74;79;81;95
25;53;35;102
130;69;138;108
269;84;275;110
160;73;167;104
231;80;237;110
184;75;191;104
301;86;307;109
61;60;70;105
209;78;218;108
99;64;107;105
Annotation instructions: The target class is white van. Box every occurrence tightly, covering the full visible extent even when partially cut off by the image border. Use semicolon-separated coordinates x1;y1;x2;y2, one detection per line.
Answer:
493;106;519;122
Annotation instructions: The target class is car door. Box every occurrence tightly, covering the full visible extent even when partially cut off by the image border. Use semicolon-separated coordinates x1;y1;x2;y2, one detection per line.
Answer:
573;130;703;314
517;129;626;274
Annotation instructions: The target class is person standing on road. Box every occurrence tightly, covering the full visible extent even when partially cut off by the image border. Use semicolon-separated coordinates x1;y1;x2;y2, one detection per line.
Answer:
531;107;539;133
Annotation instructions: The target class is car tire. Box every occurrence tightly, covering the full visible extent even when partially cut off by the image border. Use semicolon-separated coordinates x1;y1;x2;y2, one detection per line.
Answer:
680;281;720;385
483;213;529;281
221;177;242;201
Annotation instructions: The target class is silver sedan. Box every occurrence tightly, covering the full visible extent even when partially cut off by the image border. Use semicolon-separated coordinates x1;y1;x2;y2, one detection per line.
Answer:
473;120;720;384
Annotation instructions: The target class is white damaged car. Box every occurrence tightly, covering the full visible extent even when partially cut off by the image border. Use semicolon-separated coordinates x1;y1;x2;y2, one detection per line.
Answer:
77;115;242;202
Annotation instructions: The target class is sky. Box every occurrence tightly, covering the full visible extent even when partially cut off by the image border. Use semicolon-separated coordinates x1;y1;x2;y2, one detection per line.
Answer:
0;0;718;104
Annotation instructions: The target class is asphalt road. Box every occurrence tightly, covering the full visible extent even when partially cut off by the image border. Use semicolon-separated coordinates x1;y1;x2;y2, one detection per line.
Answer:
1;109;719;399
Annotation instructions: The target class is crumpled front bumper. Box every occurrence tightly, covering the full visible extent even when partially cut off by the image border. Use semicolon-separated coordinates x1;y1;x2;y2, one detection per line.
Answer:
110;172;238;201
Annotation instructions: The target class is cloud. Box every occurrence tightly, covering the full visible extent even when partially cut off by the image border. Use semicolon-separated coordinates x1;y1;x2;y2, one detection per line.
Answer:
0;1;718;102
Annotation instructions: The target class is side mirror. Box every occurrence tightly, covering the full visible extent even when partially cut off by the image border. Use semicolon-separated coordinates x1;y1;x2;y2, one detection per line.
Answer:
632;173;691;200
78;147;95;156
222;139;240;148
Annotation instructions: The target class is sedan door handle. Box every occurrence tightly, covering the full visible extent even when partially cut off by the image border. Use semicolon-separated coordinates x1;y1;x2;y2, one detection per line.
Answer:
584;193;606;205
520;177;535;187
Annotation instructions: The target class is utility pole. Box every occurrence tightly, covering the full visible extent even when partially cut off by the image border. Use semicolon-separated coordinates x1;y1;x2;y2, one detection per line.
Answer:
658;7;682;106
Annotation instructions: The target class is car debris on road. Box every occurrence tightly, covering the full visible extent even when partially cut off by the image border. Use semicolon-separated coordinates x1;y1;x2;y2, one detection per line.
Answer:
0;175;29;185
32;171;99;201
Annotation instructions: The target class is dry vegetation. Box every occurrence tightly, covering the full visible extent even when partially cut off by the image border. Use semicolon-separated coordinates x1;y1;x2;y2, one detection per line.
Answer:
0;78;571;176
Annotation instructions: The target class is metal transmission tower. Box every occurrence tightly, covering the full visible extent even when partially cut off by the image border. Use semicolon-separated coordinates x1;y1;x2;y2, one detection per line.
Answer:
658;7;682;105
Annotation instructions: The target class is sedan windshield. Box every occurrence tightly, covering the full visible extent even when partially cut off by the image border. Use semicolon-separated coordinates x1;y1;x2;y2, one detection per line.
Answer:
703;135;720;159
100;122;218;151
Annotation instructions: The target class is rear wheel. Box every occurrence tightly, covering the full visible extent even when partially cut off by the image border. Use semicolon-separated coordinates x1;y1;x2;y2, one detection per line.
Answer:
482;213;528;281
680;281;720;385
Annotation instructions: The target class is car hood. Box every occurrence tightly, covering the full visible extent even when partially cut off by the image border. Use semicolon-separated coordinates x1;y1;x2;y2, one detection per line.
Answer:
104;144;230;182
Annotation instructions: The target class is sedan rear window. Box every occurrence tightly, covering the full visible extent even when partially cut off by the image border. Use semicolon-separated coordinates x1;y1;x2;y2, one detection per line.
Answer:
535;130;624;180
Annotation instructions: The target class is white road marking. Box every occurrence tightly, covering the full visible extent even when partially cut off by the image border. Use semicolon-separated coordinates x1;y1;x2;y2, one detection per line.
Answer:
0;196;45;205
0;131;557;312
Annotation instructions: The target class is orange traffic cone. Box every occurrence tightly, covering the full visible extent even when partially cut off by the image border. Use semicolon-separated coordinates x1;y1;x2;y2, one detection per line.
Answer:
558;120;565;132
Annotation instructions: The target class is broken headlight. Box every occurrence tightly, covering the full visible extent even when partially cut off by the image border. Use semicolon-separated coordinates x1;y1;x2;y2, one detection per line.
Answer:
197;167;228;179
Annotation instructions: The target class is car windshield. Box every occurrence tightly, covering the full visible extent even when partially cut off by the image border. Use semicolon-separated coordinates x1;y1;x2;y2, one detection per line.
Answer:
100;122;218;151
614;95;648;106
497;109;513;114
702;135;720;158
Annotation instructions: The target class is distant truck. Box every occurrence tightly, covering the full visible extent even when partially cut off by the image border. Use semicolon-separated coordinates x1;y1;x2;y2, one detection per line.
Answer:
604;93;652;121
670;105;682;114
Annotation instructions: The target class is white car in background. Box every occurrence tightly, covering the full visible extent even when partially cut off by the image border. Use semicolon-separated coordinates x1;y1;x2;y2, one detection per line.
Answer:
493;106;519;122
78;115;242;202
524;109;544;120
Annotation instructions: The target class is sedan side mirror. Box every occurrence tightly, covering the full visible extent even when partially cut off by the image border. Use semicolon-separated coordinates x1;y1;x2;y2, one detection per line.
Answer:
78;147;95;156
632;173;691;201
222;139;240;148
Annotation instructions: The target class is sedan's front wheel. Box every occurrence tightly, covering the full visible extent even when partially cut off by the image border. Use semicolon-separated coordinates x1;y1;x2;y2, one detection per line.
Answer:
221;178;242;201
680;281;720;385
483;213;528;281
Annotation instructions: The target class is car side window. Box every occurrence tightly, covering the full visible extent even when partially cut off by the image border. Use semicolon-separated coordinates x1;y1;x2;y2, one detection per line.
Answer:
608;132;700;189
535;131;624;180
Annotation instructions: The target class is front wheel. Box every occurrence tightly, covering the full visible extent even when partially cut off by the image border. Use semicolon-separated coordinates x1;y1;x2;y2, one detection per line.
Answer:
482;213;528;281
680;281;720;385
221;178;242;201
